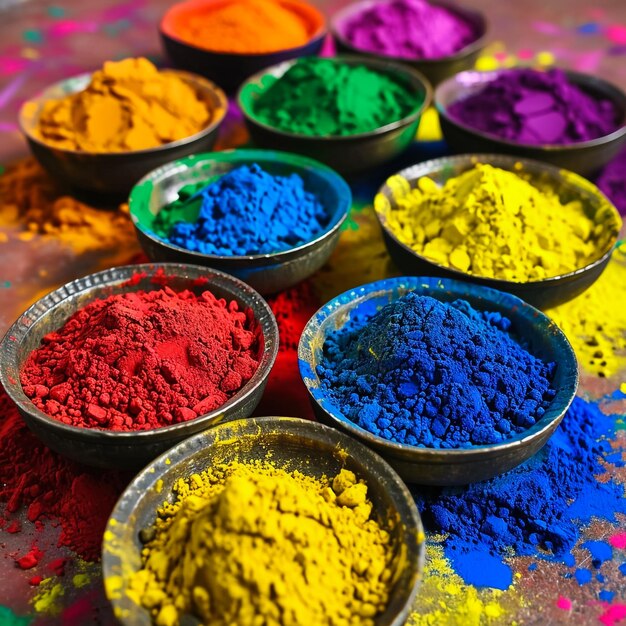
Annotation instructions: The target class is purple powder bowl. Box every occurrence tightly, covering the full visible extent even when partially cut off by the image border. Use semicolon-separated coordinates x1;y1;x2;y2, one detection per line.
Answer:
436;68;626;175
331;0;487;85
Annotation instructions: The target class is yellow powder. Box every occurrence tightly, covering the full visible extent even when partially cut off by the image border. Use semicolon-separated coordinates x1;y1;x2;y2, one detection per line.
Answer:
32;580;65;616
34;58;215;152
376;163;620;282
129;463;394;626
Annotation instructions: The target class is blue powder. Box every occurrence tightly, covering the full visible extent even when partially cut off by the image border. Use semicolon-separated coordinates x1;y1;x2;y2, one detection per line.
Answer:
162;164;329;256
528;562;538;571
619;563;626;576
316;292;556;448
575;568;592;585
415;397;626;588
599;590;615;602
582;540;613;568
447;549;513;590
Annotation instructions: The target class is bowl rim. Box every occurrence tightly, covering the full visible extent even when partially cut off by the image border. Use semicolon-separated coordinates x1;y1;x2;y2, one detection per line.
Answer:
435;67;626;150
237;54;433;141
373;153;623;288
298;275;579;459
0;263;279;442
102;415;425;625
18;68;228;157
128;148;352;262
330;0;489;65
159;0;327;58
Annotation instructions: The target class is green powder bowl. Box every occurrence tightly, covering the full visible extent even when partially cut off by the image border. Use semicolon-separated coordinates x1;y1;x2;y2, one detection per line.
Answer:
238;56;432;174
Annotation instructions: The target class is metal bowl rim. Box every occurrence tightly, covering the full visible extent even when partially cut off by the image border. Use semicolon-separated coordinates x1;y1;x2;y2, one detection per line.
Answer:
0;263;279;442
237;55;433;141
298;275;579;459
374;153;622;288
128;148;352;262
18;70;228;157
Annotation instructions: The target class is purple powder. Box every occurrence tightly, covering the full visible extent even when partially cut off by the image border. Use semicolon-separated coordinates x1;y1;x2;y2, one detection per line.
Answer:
595;147;626;215
448;69;619;145
339;0;477;60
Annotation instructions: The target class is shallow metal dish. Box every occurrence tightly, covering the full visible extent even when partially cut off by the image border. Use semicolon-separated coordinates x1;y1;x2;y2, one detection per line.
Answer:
0;263;278;470
129;149;352;295
238;56;432;175
298;276;579;485
331;0;488;85
374;154;622;309
436;68;626;175
102;416;425;626
19;70;227;194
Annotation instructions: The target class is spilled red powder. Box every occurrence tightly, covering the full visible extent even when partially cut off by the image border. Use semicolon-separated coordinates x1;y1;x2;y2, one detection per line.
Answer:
21;286;261;431
15;544;43;569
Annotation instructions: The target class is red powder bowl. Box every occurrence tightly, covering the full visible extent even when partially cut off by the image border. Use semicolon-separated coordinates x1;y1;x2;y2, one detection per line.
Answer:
159;0;327;92
0;264;279;471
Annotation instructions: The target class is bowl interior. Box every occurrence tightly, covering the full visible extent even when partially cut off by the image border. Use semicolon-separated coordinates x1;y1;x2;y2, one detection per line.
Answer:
238;56;431;140
19;70;227;156
375;154;622;284
103;416;425;626
299;276;578;456
0;263;277;441
128;149;352;260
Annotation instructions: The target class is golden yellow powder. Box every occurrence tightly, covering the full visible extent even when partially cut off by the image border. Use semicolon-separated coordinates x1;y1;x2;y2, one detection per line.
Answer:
129;463;394;626
375;163;620;282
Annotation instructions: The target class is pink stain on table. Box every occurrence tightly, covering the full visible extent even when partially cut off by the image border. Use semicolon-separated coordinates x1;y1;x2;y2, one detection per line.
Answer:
0;57;30;76
557;596;573;611
533;21;562;36
605;25;626;44
598;603;626;626
48;20;99;37
609;533;626;549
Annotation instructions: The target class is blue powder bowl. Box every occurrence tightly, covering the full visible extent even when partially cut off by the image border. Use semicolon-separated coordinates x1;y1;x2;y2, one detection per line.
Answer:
129;149;351;295
298;276;579;486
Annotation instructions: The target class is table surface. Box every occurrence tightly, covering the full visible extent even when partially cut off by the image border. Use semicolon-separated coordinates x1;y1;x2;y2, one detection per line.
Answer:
0;1;625;625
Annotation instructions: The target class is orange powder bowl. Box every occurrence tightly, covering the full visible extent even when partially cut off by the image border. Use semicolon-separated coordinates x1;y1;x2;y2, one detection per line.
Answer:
160;0;327;92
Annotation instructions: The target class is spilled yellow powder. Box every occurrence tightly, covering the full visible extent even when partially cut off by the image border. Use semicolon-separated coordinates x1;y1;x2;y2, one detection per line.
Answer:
32;579;65;616
129;463;394;626
545;244;626;378
33;58;214;152
376;163;621;282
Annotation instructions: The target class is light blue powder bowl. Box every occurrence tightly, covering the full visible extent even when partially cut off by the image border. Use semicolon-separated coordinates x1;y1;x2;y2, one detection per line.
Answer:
298;276;579;486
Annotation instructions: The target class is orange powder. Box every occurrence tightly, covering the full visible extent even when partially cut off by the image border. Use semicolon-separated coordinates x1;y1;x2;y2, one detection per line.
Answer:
168;0;315;54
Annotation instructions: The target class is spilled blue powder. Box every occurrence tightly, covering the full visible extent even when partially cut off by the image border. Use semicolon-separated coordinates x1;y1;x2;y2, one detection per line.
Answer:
162;164;329;255
415;397;626;588
619;563;626;576
600;590;615;602
582;540;613;568
575;568;592;585
316;292;556;448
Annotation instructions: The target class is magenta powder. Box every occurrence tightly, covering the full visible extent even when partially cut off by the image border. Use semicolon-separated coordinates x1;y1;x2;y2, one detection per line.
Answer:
595;147;626;215
339;0;477;60
448;68;619;145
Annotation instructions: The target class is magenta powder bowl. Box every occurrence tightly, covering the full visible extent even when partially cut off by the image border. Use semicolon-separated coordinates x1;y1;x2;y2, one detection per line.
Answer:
331;0;487;85
436;69;626;175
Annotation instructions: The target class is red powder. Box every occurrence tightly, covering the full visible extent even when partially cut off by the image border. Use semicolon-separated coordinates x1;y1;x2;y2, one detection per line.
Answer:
21;287;261;431
48;557;68;576
29;575;43;586
15;544;43;569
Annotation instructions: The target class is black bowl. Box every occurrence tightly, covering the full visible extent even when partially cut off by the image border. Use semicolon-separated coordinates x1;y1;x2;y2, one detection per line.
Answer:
331;0;488;86
436;68;626;175
160;0;326;93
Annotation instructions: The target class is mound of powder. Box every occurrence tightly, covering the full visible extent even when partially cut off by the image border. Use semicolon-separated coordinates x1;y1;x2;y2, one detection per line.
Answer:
21;286;261;431
152;164;329;255
596;146;626;216
34;58;215;152
129;464;393;626
448;69;619;145
252;57;417;136
339;0;477;60
316;292;556;448
376;163;619;281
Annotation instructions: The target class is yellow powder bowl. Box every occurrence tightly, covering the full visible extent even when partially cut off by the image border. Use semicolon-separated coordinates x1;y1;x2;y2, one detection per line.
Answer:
19;69;227;194
374;154;622;309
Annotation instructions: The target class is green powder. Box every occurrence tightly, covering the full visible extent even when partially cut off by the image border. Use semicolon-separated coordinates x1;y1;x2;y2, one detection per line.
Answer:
252;57;419;136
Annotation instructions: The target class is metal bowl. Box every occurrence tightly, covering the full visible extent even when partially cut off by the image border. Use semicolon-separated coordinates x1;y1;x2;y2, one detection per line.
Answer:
374;154;622;309
331;0;488;86
298;276;579;486
0;263;278;470
128;149;352;295
102;416;425;626
160;0;327;93
436;68;626;175
237;56;432;175
19;70;228;194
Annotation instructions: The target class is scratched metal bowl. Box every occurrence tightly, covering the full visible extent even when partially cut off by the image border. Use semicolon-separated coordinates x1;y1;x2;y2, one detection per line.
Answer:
374;154;622;309
102;416;425;626
331;0;488;85
19;70;228;194
0;263;278;470
237;56;432;175
436;68;626;175
298;276;579;486
128;149;352;295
